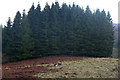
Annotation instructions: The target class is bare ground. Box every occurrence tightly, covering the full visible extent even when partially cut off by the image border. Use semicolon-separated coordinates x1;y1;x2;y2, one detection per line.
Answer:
2;56;119;78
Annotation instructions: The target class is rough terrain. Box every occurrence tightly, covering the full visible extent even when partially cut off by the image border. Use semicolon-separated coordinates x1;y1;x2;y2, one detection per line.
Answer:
2;56;119;78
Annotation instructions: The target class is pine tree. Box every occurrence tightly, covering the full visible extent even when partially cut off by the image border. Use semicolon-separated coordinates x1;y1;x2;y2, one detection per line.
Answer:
2;17;12;56
20;10;35;59
49;1;61;55
9;11;23;60
2;2;114;62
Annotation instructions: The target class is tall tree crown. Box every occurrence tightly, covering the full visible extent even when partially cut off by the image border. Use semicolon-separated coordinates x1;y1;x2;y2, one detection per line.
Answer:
13;11;21;28
2;2;114;62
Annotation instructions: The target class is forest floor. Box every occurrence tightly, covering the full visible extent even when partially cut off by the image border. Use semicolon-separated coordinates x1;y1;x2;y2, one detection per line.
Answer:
2;56;119;78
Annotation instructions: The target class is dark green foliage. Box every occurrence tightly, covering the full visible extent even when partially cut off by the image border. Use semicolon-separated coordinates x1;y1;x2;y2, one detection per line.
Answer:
2;1;114;62
19;10;35;60
2;18;13;58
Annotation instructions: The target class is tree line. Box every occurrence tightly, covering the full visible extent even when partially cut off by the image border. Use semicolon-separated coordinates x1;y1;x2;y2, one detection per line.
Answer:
2;2;114;62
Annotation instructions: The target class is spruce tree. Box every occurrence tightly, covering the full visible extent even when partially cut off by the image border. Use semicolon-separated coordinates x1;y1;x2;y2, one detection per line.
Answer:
20;10;35;59
2;17;12;57
2;2;114;62
10;11;23;60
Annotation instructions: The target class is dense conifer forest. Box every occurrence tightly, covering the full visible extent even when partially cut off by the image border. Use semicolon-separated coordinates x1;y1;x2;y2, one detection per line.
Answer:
2;2;114;62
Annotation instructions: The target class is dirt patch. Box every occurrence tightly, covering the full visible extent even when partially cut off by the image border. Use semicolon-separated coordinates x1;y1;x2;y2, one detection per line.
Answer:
2;56;85;78
2;56;118;78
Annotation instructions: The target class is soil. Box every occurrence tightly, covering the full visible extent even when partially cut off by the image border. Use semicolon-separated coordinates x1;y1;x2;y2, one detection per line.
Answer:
2;56;86;79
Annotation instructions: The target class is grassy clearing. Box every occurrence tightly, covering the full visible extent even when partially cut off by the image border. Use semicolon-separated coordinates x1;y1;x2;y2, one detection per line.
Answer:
34;58;118;78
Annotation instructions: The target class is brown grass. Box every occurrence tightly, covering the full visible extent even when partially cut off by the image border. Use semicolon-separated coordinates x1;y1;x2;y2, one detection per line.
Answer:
2;56;118;78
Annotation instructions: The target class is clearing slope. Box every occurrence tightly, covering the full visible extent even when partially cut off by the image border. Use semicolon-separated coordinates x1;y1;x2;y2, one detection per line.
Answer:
2;56;118;78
